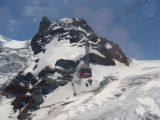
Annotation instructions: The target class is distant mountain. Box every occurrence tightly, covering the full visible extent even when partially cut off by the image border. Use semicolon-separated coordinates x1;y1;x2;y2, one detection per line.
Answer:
0;35;30;85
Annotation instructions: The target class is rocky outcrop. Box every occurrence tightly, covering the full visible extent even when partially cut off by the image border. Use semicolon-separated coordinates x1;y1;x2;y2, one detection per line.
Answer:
30;16;51;55
4;64;74;119
82;53;115;66
96;37;130;65
55;59;80;70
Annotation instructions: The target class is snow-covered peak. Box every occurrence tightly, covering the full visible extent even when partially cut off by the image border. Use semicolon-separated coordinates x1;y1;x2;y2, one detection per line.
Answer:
31;17;129;67
2;17;131;120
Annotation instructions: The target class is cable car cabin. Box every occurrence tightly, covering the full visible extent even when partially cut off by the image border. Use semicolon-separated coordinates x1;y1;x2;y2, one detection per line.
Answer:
79;68;92;78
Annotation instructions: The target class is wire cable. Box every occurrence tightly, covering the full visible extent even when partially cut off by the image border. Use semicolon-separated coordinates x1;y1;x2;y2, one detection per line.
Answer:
110;0;149;27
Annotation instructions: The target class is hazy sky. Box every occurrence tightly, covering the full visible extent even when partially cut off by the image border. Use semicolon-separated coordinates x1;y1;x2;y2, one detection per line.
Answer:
0;0;160;59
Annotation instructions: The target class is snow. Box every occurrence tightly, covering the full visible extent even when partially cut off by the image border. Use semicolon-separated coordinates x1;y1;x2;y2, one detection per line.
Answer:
59;18;73;24
30;60;160;120
113;118;120;120
52;26;63;30
106;43;112;49
0;104;13;120
53;114;68;120
77;26;91;36
79;78;99;92
0;35;28;49
44;35;51;39
0;35;30;85
26;92;32;96
48;72;63;79
0;35;8;43
137;97;160;116
0;98;16;120
136;106;146;116
91;49;105;58
31;37;85;75
5;40;27;49
143;80;160;91
41;83;75;107
96;38;101;43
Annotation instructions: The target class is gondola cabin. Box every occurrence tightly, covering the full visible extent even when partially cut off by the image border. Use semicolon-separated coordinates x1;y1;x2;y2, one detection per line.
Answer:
79;68;92;78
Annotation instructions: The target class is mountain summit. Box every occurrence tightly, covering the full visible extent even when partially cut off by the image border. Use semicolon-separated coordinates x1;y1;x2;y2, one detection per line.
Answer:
31;17;129;65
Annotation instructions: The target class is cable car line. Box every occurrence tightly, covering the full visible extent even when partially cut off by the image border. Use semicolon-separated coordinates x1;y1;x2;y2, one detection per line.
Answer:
110;0;149;27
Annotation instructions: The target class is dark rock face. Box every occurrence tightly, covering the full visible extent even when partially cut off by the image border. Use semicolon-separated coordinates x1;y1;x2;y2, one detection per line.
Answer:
30;16;51;55
97;38;130;65
4;64;74;119
38;16;51;33
4;72;44;118
82;53;115;66
4;72;37;95
38;66;73;83
55;59;80;70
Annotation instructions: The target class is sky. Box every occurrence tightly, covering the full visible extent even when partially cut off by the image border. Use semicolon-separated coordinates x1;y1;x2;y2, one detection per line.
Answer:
0;0;160;60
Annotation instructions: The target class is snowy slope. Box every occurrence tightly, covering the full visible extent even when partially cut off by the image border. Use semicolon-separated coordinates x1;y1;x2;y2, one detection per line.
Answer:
0;97;17;120
30;60;160;120
2;59;160;120
25;37;85;75
0;35;30;85
0;35;27;49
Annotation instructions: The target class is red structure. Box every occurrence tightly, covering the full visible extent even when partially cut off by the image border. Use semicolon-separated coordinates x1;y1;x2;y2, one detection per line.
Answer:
79;68;92;78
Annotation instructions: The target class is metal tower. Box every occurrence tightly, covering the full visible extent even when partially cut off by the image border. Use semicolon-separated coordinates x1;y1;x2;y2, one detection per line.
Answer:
84;40;90;69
